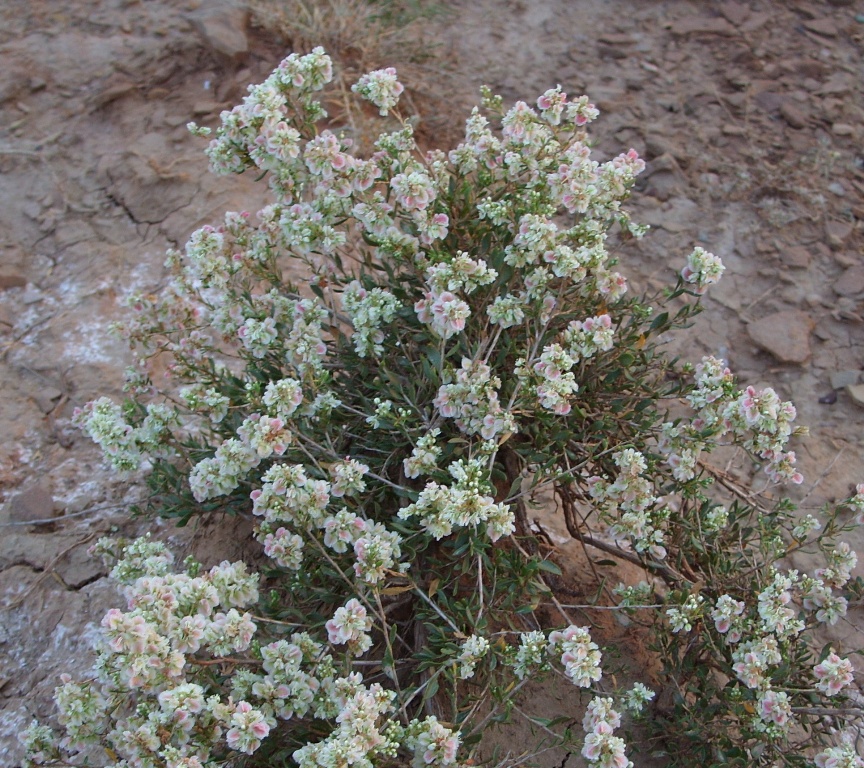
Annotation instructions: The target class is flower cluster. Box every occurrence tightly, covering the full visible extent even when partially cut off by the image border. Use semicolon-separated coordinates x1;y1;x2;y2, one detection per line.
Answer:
455;635;490;679
434;358;516;440
813;652;855;696
581;697;632;768
680;246;725;294
342;280;401;357
589;448;667;559
548;625;602;687
403;429;442;478
326;598;374;657
666;594;705;634
352;67;405;115
509;630;549;680
398;458;514;541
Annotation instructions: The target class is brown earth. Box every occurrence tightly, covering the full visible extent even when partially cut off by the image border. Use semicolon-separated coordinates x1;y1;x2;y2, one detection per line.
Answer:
0;0;862;764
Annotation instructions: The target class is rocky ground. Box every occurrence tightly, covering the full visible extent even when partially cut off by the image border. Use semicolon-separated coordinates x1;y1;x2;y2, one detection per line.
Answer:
0;0;861;764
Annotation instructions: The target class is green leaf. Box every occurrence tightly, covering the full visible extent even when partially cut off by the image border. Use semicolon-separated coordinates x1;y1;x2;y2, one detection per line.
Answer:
536;559;562;575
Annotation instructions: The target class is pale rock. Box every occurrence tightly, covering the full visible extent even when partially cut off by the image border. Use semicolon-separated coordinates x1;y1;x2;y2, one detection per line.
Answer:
832;266;864;297
188;3;249;59
33;385;63;414
747;310;814;364
830;370;861;389
7;485;56;524
779;101;808;129
825;220;854;248
719;1;750;26
192;100;222;115
780;245;811;268
803;18;838;37
740;12;771;32
847;384;864;408
831;123;855;136
670;16;737;35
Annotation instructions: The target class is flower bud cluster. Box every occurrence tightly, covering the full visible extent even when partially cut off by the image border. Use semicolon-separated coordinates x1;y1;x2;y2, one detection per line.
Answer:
581;697;633;768
589;448;667;559
398;457;514;541
342;280;401;358
352;67;405;115
434;357;516;440
660;356;804;485
456;634;490;679
548;625;602;687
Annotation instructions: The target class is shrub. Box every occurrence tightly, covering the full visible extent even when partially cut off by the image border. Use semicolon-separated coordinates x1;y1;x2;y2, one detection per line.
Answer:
24;48;863;768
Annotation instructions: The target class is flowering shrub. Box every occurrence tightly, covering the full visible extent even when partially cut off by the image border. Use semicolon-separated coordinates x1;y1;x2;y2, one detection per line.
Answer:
26;49;863;768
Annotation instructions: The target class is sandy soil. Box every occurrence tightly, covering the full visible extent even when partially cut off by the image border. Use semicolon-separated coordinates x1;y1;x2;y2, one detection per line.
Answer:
0;0;862;764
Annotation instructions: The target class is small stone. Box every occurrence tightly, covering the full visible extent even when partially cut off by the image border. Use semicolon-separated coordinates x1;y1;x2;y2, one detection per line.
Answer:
597;33;636;45
755;91;784;112
747;310;814;364
722;124;747;135
780;245;811;268
21;286;43;305
819;74;854;96
803;18;838;37
189;5;249;59
670;16;737;35
830;370;861;389
55;548;105;589
192;100;222;115
825;220;854;248
33;386;63;414
0;271;26;290
719;1;750;26
7;485;56;524
89;74;137;108
833;266;864;296
741;12;771;31
831;122;855;136
828;182;847;197
848;384;864;408
779;101;808;129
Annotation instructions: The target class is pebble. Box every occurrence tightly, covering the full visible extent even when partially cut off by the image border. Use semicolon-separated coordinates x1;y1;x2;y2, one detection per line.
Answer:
827;181;846;197
779;101;808;129
21;286;44;305
747;310;814;364
33;385;63;415
7;485;56;524
830;370;861;389
848;384;864;408
780;245;811;268
803;18;838;37
188;4;249;59
831;123;855;136
670;16;737;36
719;1;750;26
832;266;864;297
825;220;854;248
